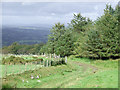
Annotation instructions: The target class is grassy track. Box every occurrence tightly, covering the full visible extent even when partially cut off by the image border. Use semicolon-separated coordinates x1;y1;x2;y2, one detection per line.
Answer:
2;58;119;88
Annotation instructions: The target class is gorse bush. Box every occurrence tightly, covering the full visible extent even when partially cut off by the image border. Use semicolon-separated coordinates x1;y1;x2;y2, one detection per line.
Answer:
2;56;44;65
51;58;66;66
2;56;24;65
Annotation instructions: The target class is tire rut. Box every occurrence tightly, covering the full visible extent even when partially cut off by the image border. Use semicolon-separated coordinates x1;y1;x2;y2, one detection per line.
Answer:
73;61;98;73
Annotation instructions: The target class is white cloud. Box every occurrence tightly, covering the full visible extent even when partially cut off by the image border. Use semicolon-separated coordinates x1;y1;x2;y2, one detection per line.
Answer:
51;13;56;16
2;15;69;26
21;2;35;5
94;5;98;10
81;12;100;21
1;0;119;2
64;12;101;21
2;1;119;26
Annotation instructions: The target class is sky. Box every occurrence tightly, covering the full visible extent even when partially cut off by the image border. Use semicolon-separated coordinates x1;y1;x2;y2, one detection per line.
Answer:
2;1;119;26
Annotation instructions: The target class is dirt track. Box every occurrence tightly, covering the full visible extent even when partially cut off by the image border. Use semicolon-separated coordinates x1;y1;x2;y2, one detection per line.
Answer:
73;61;98;73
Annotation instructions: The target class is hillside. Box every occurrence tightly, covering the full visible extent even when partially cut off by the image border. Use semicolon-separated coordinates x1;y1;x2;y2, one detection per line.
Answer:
2;55;118;88
2;25;51;46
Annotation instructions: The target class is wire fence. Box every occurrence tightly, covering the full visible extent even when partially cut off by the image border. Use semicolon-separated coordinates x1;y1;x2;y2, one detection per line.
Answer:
2;53;67;78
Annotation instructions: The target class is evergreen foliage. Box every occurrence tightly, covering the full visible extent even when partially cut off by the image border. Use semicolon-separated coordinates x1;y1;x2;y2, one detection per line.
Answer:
74;4;120;59
3;3;120;60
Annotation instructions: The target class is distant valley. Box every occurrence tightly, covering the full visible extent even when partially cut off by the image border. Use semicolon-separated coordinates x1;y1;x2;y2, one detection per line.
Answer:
2;25;51;46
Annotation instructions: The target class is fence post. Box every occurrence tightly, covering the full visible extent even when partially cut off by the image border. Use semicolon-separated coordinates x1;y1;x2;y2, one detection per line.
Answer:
65;56;67;63
46;60;48;67
44;53;46;56
54;53;55;58
40;60;41;67
49;60;51;66
58;55;59;64
50;54;51;59
43;60;44;67
51;54;52;59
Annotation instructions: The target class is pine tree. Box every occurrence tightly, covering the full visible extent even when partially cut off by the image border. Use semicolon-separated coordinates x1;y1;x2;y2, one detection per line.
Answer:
82;4;120;59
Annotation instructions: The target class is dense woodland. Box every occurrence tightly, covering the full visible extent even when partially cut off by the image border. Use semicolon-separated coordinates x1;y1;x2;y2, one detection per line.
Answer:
2;42;44;55
2;4;120;60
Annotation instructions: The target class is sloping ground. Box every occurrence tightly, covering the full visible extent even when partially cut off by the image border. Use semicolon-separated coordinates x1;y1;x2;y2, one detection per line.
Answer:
2;26;50;46
2;58;118;88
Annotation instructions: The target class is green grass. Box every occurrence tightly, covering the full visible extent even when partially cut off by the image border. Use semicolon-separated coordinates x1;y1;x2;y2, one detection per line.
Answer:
2;57;119;88
68;69;118;88
67;57;118;88
1;64;42;77
69;57;118;69
2;62;77;88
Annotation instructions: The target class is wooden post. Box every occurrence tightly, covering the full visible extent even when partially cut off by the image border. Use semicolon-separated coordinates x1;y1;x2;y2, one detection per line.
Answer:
43;60;44;67
49;60;51;66
65;56;67;63
44;53;46;56
50;54;51;59
51;54;53;58
50;54;51;66
59;55;60;59
58;56;59;64
54;53;55;58
42;60;44;67
40;60;41;65
59;55;61;63
46;60;48;67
